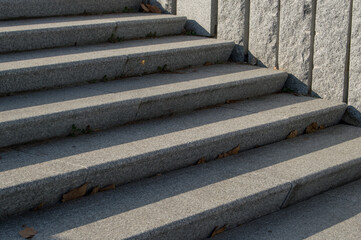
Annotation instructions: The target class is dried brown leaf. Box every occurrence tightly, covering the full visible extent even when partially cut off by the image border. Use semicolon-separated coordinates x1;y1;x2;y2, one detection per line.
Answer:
146;4;162;13
229;145;241;155
99;184;116;192
305;122;319;134
320;125;325;129
203;62;213;66
141;3;150;12
210;225;226;237
217;145;240;159
62;183;88;202
19;227;37;239
90;186;100;195
286;130;298;139
197;157;206;165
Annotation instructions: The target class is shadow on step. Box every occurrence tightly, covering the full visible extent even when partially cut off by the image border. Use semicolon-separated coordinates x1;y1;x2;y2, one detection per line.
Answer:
1;125;361;239
0;64;258;111
0;94;313;172
0;13;148;28
217;179;361;239
0;35;206;64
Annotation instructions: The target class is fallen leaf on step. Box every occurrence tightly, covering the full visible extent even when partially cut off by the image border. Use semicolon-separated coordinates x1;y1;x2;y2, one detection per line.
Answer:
32;202;44;211
90;186;100;195
146;4;162;13
197;157;206;165
99;184;116;192
286;130;298;139
217;145;241;159
229;145;241;155
141;60;146;65
203;62;213;66
305;122;319;134
155;173;162;177
19;227;37;239
320;125;325;129
210;225;226;237
141;3;150;12
62;183;88;202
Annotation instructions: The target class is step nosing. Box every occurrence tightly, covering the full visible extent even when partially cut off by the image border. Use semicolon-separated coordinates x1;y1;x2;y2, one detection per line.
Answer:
0;16;186;33
0;39;233;72
1;124;360;233
3;98;343;171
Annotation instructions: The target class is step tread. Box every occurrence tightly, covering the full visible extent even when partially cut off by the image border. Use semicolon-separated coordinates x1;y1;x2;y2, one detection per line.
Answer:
0;13;187;53
0;94;346;218
213;178;361;240
0;0;143;20
1;124;360;239
0;64;285;124
0;13;185;33
0;64;287;147
0;93;346;189
0;36;230;71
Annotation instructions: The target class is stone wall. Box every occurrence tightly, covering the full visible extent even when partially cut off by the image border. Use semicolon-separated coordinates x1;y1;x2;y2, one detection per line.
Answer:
215;0;361;124
168;0;360;124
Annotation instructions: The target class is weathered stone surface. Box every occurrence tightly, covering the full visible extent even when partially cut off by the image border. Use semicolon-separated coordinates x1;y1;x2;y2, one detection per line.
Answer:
249;0;279;68
312;0;351;102
213;178;361;240
0;0;143;20
0;36;234;95
349;0;361;114
177;0;218;36
218;0;247;62
279;0;313;95
149;0;176;14
0;14;187;53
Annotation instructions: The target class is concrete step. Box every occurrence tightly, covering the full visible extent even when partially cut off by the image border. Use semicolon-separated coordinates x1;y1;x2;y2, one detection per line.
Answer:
0;0;143;20
0;35;234;94
213;178;361;240
0;13;187;53
0;93;346;218
1;124;360;239
0;64;288;148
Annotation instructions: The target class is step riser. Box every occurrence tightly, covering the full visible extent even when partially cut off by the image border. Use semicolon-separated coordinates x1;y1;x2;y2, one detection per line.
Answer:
0;17;187;53
0;43;234;95
0;73;286;148
0;105;345;219
0;0;143;20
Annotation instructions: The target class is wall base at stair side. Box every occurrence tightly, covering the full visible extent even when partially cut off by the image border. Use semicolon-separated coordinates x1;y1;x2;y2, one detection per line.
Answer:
349;0;361;116
217;0;248;62
312;0;351;102
279;0;313;95
177;0;218;37
248;0;279;68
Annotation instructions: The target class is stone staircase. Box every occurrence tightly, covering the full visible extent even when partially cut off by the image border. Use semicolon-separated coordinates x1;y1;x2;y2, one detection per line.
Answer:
1;1;361;239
